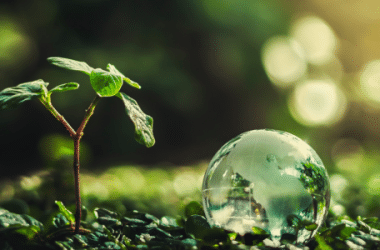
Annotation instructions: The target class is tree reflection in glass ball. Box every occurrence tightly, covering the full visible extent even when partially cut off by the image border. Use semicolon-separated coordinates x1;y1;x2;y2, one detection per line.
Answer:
202;129;330;243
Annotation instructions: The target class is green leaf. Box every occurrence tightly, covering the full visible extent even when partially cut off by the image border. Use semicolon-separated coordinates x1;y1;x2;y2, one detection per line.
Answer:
338;227;356;240
0;213;28;228
49;82;79;94
116;92;155;148
15;225;40;240
55;240;74;250
160;216;179;228
300;219;318;231
94;208;121;227
107;64;141;89
305;223;318;231
134;212;160;224
330;224;346;237
180;238;197;247
90;68;123;97
55;201;75;224
363;217;378;225
47;57;94;75
21;214;44;231
94;208;119;220
52;213;70;228
121;217;146;226
357;220;371;233
147;227;172;239
0;80;48;110
0;210;43;240
81;206;88;221
185;215;210;239
252;226;268;235
184;201;204;218
124;77;141;89
73;234;89;247
315;234;333;250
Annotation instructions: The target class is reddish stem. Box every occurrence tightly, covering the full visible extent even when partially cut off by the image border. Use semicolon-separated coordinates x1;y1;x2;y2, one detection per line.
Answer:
44;95;101;234
73;138;81;233
72;95;101;233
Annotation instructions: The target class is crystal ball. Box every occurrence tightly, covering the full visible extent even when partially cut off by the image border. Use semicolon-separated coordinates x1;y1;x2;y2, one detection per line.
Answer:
202;129;330;243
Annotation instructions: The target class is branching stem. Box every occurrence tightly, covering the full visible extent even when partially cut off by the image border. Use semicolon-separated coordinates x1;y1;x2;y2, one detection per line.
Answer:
40;94;101;233
39;96;76;137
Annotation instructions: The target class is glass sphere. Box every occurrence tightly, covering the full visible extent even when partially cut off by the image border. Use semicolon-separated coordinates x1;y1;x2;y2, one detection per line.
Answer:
202;129;330;243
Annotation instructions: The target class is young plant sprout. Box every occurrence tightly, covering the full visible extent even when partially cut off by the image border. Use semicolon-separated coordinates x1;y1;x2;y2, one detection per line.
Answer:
0;57;155;234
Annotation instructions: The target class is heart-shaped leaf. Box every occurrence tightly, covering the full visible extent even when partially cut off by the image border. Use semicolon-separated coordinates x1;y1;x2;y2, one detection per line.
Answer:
116;92;155;148
107;64;141;89
90;68;123;97
49;82;79;94
47;57;94;75
0;80;48;110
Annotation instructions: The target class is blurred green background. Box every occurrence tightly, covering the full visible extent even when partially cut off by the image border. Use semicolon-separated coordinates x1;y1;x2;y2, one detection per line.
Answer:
0;0;380;220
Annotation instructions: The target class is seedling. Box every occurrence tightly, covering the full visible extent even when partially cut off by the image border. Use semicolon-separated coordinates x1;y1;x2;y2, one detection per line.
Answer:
0;57;155;233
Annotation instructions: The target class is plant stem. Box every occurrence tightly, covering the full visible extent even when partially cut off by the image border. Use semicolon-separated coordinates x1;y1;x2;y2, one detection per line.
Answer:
73;138;81;233
72;95;101;233
39;96;76;137
77;95;102;138
41;94;101;233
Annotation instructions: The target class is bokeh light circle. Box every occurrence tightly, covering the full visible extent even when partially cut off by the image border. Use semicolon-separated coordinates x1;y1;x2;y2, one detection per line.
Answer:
360;60;380;104
288;80;347;126
261;36;307;88
290;16;337;65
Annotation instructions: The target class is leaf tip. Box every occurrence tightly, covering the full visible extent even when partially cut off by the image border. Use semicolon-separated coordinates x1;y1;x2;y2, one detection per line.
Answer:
146;139;155;148
46;57;56;63
124;78;141;89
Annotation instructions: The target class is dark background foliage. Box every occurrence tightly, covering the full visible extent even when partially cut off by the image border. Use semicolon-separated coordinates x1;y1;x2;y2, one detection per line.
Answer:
0;0;289;174
1;0;380;220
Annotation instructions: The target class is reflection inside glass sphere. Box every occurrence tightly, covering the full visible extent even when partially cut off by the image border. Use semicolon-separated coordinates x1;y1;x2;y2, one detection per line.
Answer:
202;129;330;243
